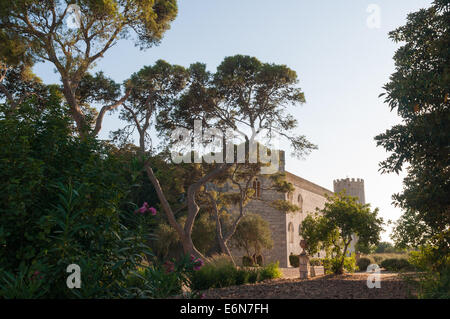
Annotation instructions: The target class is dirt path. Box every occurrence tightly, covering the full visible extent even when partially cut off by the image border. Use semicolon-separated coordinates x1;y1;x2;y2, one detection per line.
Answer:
203;273;415;299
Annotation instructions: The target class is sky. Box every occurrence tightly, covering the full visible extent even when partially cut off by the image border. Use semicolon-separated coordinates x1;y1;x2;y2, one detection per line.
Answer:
33;0;433;242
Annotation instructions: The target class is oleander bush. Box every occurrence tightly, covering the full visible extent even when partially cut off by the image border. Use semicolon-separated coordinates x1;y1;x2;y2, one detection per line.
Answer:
0;100;190;298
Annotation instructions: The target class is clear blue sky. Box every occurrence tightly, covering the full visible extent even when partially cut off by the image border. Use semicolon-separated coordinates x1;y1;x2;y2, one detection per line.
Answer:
34;0;433;242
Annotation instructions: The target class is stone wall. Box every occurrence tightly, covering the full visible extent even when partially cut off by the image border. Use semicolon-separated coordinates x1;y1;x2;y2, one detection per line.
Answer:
229;172;334;268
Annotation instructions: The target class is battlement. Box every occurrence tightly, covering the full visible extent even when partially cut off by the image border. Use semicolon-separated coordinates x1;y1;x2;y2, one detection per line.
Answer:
333;177;365;204
333;178;364;185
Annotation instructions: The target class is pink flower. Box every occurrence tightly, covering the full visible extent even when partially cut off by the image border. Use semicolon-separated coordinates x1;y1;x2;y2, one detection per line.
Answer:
135;202;157;215
163;261;175;274
200;293;206;299
193;258;204;271
31;271;43;281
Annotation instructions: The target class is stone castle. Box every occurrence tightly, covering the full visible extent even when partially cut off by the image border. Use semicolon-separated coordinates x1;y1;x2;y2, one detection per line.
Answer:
229;151;366;268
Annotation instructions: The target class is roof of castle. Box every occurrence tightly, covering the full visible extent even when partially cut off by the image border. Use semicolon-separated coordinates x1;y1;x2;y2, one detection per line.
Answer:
284;171;334;197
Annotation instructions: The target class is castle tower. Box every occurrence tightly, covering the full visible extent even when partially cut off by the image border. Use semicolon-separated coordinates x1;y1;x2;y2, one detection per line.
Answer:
333;178;365;204
333;178;365;255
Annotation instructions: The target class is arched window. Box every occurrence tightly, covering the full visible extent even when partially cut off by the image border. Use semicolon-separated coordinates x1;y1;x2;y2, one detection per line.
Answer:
252;178;261;198
298;194;303;213
288;222;294;243
298;224;302;236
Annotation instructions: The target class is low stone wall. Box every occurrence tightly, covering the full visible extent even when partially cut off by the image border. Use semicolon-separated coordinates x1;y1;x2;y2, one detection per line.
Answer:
310;266;324;277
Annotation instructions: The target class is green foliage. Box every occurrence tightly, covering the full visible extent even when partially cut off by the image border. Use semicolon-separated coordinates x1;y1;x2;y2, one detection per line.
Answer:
125;255;203;298
380;258;414;272
190;254;281;291
309;258;322;266
0;265;48;299
289;253;299;268
259;262;282;281
0;0;179;134
407;242;450;299
0;98;165;298
374;242;402;253
322;255;357;274
375;1;449;248
300;192;384;274
232;213;273;259
356;257;374;272
270;199;300;214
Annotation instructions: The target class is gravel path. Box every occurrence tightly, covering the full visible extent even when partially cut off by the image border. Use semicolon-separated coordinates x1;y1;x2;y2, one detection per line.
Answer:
203;273;415;299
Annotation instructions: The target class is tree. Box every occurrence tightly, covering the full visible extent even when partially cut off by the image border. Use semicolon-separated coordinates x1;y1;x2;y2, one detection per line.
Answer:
374;1;449;251
300;193;384;274
374;242;397;254
231;213;273;264
0;0;178;135
132;55;315;259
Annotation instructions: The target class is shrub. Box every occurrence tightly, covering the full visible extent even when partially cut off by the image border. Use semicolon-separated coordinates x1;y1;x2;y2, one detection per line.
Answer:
190;255;281;290
242;256;255;267
125;255;203;298
191;255;238;290
259;262;282;281
0;100;161;298
357;257;374;272
380;258;413;272
255;255;264;266
323;255;357;274
289;254;299;267
309;258;322;266
248;269;259;283
405;243;450;299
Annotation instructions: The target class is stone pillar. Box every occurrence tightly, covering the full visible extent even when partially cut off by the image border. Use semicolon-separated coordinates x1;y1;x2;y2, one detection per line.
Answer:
299;252;310;279
298;240;310;279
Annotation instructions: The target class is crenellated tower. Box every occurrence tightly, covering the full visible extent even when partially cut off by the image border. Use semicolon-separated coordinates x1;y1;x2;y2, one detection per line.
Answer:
333;178;365;204
333;178;366;255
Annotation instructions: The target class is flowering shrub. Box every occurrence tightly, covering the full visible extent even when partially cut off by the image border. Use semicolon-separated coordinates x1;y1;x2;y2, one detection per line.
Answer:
126;254;204;298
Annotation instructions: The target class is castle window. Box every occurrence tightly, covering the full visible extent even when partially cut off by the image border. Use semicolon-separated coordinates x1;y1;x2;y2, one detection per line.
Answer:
298;224;302;236
298;194;303;213
252;178;261;198
288;222;294;243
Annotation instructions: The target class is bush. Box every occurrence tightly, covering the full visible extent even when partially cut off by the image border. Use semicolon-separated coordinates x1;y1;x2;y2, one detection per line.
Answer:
323;255;357;274
407;244;450;299
259;262;282;281
309;258;322;266
255;255;264;266
380;258;413;272
191;255;238;290
190;255;281;290
0;99;162;298
124;255;203;298
356;257;374;272
289;254;299;267
242;256;255;267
